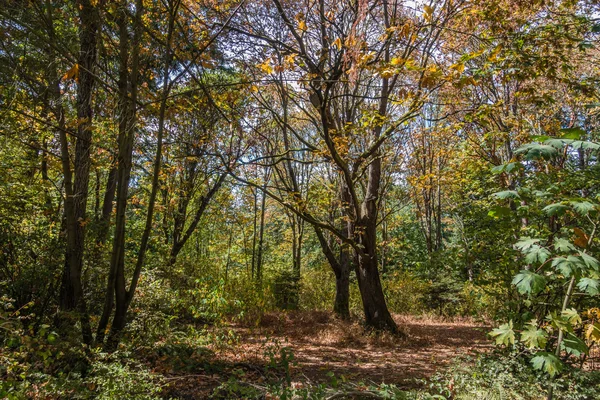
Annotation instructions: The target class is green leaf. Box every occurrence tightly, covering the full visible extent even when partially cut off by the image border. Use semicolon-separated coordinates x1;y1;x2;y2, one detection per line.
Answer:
531;352;563;377
494;190;520;200
488;205;512;218
561;333;588;356
544;138;570;149
580;253;600;271
543;203;568;216
504;162;522;173
521;321;548;349
47;332;58;344
577;278;599;296
553;238;576;253
560;127;586;139
512;270;546;295
491;162;522;175
490;164;505;174
515;143;558;160
569;201;598;216
515;237;540;252
551;256;582;277
562;308;582;326
570;141;600;150
490;321;515;346
531;134;550;141
525;245;551;264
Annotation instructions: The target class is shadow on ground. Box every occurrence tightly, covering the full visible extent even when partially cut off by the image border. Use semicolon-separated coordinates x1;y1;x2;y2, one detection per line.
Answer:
221;311;491;388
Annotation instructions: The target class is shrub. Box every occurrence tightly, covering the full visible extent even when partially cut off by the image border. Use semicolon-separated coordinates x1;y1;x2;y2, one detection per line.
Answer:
85;352;163;400
427;352;600;400
272;270;300;310
383;270;429;315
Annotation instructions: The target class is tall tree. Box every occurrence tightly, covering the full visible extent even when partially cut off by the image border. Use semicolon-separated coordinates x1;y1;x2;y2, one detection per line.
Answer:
226;0;464;332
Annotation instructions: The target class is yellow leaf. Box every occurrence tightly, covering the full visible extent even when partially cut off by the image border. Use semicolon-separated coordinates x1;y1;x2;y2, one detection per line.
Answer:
298;20;307;32
390;57;403;66
285;53;297;64
380;69;394;78
450;62;465;73
259;60;273;74
63;64;79;82
488;44;503;62
397;23;411;40
424;5;434;21
333;37;342;50
585;322;600;343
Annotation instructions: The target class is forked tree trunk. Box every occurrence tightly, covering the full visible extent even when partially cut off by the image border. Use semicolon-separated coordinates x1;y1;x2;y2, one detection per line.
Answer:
168;172;227;267
352;142;398;333
96;0;144;348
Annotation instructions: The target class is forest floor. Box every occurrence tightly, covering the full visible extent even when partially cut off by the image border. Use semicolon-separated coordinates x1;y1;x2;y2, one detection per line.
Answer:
157;311;492;398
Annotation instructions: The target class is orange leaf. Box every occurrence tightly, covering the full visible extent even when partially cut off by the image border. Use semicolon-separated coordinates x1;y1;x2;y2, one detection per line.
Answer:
574;227;589;248
63;64;79;82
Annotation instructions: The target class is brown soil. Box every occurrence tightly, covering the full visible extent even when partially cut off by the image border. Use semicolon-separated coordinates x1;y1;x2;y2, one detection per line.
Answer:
222;311;491;386
159;311;492;398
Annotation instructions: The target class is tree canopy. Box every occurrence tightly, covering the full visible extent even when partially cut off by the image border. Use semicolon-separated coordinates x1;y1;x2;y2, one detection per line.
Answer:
1;0;600;398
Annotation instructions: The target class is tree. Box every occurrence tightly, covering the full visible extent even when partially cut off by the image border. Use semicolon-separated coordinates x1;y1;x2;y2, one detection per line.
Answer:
224;0;467;332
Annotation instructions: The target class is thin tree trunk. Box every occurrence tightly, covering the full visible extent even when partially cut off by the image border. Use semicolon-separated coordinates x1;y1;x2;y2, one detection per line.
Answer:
255;181;268;285
168;172;227;266
97;165;117;244
94;168;100;219
224;224;233;284
105;0;176;350
96;0;139;346
251;186;258;279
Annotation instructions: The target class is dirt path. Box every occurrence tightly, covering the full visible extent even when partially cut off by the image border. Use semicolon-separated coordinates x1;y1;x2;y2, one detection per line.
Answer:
221;311;492;387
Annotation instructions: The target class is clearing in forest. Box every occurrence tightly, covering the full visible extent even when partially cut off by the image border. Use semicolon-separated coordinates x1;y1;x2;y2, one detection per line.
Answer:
160;312;491;398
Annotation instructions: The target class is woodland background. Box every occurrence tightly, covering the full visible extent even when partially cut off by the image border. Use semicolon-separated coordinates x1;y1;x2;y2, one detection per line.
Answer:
1;0;600;399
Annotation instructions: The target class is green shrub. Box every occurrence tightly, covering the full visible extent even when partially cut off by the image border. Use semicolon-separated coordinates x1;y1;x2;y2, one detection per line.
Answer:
272;270;300;310
298;265;336;312
458;280;509;321
383;270;429;315
85;352;163;400
426;352;600;400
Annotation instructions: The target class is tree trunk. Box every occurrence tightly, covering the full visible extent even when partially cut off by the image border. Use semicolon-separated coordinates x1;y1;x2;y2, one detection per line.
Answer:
352;107;398;333
333;256;350;319
291;215;303;279
354;248;397;333
314;226;350;319
105;0;176;350
97;0;143;347
255;183;267;284
168;172;227;267
56;0;100;345
251;187;258;279
97;165;117;245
